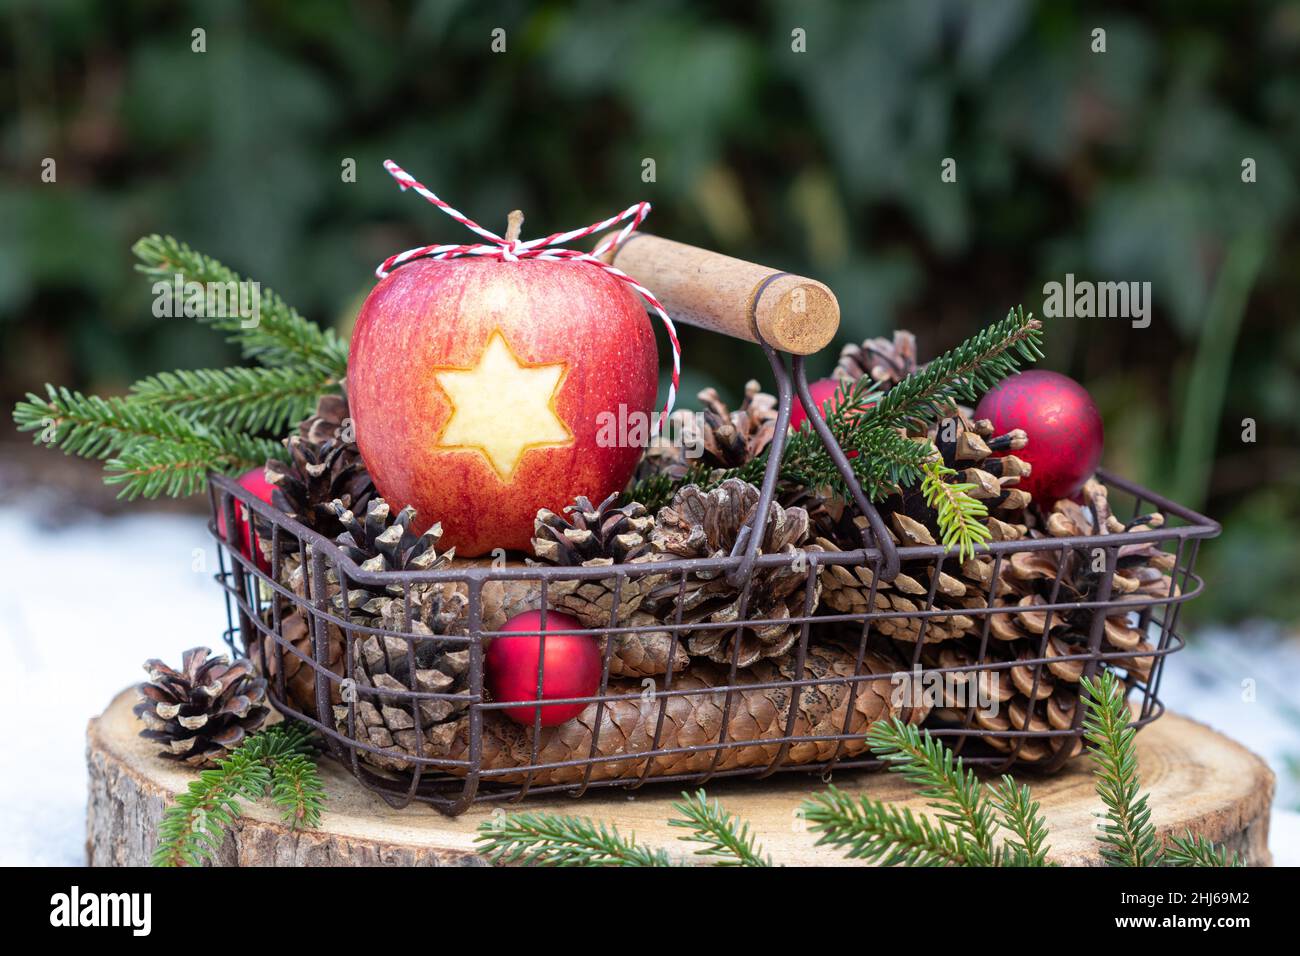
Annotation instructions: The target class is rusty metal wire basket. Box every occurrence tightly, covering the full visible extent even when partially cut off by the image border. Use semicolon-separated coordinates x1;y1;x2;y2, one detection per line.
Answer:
211;344;1218;815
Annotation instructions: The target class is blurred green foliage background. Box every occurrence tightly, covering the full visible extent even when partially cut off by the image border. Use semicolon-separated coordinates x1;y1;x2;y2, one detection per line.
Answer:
3;0;1297;625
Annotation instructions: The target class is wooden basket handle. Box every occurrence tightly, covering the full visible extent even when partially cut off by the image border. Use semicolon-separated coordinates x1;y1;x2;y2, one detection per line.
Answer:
600;232;840;355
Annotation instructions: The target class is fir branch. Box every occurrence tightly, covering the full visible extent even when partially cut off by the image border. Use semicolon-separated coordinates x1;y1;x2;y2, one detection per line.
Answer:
867;718;998;865
152;723;321;867
668;789;772;866
1081;672;1160;867
104;427;281;500
866;305;1043;433
989;775;1053;866
14;385;281;498
922;458;992;561
132;234;349;377
629;308;1041;511
130;365;335;434
801;785;974;866
1162;831;1241;867
474;812;676;867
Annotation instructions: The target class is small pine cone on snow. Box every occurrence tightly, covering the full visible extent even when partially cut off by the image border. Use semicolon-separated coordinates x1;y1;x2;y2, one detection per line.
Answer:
135;648;269;767
647;478;822;669
530;494;684;678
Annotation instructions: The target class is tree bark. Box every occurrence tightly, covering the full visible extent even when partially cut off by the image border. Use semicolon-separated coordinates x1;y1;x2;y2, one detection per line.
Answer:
87;687;1273;866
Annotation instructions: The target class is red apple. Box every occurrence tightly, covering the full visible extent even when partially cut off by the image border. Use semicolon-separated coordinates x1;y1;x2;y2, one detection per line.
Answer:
348;258;659;556
217;467;274;574
485;610;602;726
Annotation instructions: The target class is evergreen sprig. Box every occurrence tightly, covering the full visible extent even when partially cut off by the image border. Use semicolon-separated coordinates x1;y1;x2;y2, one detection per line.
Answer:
14;385;282;498
132;234;349;378
1081;671;1160;867
988;775;1053;866
1163;831;1242;867
629;307;1043;533
152;723;323;867
801;785;975;866
864;718;999;865
667;789;772;866
475;811;676;867
130;365;330;433
921;458;992;561
11;234;348;498
866;305;1043;432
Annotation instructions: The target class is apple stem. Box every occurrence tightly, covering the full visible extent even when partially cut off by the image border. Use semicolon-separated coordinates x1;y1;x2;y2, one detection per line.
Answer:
504;210;524;244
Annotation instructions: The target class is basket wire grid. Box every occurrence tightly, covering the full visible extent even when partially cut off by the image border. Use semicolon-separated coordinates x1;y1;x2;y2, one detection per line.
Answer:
211;344;1218;815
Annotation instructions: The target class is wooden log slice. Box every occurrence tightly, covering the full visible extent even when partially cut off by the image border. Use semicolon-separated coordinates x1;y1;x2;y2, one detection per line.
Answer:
87;688;1274;866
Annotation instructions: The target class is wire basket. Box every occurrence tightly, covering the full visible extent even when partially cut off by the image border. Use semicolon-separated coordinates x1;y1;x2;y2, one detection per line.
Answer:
211;344;1217;815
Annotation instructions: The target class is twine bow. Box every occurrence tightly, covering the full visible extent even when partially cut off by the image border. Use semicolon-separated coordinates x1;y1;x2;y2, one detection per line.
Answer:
377;160;680;435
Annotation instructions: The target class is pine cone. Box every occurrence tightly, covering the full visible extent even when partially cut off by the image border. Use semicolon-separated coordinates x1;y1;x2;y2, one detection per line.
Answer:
834;330;920;390
333;589;472;773
261;608;345;717
910;639;1084;765
648;479;822;668
905;479;1176;763
264;497;455;717
531;494;683;678
332;498;454;595
135;648;269;767
436;641;927;786
632;381;779;482
265;393;375;541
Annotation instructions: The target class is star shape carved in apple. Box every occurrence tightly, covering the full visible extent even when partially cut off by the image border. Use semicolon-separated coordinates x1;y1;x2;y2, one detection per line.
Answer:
432;331;572;481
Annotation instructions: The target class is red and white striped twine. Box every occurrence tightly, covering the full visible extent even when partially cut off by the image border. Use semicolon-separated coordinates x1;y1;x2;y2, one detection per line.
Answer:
377;159;680;436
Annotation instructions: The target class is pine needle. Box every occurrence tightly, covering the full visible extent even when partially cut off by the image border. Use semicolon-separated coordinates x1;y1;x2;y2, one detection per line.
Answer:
801;785;974;866
130;365;335;434
152;723;323;867
921;458;992;560
1081;672;1159;867
132;234;349;378
474;812;676;867
866;718;999;865
668;789;772;866
14;385;282;498
989;775;1053;866
1162;830;1241;867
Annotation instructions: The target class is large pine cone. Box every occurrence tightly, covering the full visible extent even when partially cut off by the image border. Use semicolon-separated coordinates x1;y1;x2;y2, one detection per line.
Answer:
648;479;822;668
333;590;471;773
531;494;682;678
135;648;269;767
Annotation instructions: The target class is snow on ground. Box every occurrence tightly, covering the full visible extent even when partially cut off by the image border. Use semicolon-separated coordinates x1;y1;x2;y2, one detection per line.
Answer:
0;505;1296;866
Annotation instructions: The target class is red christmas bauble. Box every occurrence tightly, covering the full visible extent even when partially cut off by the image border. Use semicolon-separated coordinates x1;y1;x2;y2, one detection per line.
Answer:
788;377;844;432
974;370;1104;505
348;258;659;556
485;610;602;726
217;467;274;573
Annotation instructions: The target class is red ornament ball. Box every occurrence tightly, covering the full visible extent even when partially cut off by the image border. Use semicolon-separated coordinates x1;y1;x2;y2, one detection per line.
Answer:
788;377;844;432
217;467;274;574
974;370;1104;506
485;610;602;727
